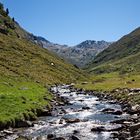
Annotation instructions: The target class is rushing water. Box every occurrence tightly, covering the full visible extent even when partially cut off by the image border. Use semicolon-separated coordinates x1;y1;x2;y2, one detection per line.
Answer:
5;85;129;140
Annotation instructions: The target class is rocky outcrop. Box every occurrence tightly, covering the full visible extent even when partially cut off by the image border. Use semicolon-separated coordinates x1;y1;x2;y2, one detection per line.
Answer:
35;37;112;68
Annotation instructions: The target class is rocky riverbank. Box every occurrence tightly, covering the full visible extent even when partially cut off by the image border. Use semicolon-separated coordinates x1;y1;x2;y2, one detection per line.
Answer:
0;90;67;139
74;87;140;140
1;85;140;140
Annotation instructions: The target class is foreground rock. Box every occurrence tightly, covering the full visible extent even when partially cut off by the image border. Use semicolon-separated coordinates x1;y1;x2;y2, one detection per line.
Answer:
40;109;52;116
129;123;140;132
47;134;55;139
71;135;80;140
91;125;123;132
64;118;81;123
91;126;105;132
102;108;122;115
15;120;33;128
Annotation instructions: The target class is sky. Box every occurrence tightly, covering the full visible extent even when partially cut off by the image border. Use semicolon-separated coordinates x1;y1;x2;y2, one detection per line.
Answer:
0;0;140;46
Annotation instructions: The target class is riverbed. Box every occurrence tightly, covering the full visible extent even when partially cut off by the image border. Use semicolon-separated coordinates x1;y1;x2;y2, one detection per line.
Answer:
5;85;130;140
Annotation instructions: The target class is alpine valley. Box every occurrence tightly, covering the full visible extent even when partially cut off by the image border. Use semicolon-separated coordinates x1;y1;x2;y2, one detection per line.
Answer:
0;2;140;140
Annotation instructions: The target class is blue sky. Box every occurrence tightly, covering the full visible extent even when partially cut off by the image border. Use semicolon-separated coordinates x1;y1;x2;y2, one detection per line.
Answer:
1;0;140;45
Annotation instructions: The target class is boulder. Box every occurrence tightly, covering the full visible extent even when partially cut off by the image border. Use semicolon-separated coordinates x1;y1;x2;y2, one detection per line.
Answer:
65;118;80;123
3;129;13;135
71;135;80;140
40;109;52;116
129;123;140;132
0;132;5;138
73;130;79;134
54;137;65;140
16;135;32;140
134;134;140;139
101;108;115;113
112;110;122;115
59;119;64;124
131;105;140;113
101;108;122;115
47;134;54;139
15;120;33;128
91;125;123;132
107;126;124;131
91;126;105;132
82;106;90;110
110;119;126;124
130;88;140;93
117;132;130;140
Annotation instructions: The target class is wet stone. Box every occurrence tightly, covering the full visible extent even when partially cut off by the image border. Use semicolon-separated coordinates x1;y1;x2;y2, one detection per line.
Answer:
53;137;65;140
64;118;81;123
73;130;79;134
91;126;105;132
71;135;80;140
47;134;55;139
82;106;90;110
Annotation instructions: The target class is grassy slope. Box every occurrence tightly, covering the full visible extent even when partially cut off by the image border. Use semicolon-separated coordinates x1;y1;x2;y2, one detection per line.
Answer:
0;4;86;127
88;27;140;69
76;72;140;91
0;33;85;84
76;27;140;104
0;75;52;126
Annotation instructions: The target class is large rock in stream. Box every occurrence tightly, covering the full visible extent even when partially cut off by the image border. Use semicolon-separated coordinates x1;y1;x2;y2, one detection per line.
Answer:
64;118;81;123
101;108;122;115
15;120;33;128
129;122;140;132
71;135;80;140
91;125;123;132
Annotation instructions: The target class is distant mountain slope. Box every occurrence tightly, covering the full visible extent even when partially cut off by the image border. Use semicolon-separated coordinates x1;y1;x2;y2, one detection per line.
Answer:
88;27;140;74
36;38;111;68
0;5;86;84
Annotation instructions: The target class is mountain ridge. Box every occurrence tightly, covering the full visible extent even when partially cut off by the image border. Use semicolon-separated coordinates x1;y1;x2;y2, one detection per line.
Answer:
87;27;140;74
35;37;112;68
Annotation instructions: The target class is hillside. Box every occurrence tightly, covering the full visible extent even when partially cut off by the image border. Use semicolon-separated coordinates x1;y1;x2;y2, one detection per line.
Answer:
87;27;140;74
76;27;140;105
0;3;86;129
0;6;85;84
37;38;111;68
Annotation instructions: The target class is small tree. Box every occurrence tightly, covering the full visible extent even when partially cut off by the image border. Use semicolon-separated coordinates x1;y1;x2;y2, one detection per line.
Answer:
12;17;15;22
6;8;9;15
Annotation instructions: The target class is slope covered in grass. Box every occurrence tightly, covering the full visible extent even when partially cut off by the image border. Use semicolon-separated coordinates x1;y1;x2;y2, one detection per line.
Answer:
87;27;140;74
0;3;86;128
77;27;140;105
0;75;53;128
0;33;85;84
0;3;86;84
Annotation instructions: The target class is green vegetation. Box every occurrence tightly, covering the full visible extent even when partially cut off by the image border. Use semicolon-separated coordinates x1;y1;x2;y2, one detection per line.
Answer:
0;3;87;128
77;27;140;105
76;72;140;91
76;72;140;105
88;27;140;70
0;75;52;127
0;1;140;129
0;33;86;84
86;27;140;81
